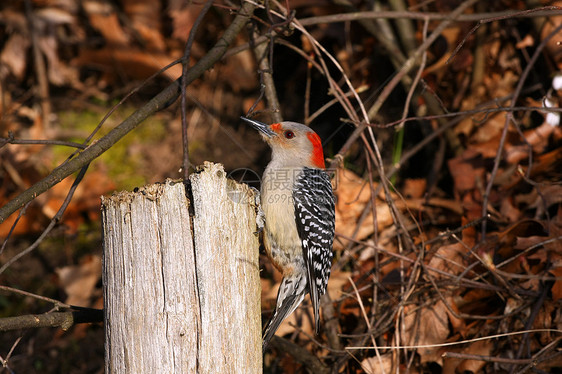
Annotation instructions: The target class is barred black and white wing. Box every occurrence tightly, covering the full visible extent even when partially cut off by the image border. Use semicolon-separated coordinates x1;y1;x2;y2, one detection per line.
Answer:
293;167;336;332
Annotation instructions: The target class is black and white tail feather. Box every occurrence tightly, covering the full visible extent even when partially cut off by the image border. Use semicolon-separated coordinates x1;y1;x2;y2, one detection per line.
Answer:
262;167;335;350
262;274;307;350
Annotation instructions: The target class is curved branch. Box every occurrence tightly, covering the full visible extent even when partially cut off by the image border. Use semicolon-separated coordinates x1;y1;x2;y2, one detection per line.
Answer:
0;309;103;332
298;6;562;26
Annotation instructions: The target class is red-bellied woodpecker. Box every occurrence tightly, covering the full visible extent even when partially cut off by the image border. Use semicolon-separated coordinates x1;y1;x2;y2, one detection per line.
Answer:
241;117;336;350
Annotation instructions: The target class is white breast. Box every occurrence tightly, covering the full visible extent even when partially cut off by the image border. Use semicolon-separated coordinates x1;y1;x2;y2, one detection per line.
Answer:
261;165;302;259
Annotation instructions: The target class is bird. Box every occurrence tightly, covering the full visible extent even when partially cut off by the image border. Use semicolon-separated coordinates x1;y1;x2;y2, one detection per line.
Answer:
241;117;336;350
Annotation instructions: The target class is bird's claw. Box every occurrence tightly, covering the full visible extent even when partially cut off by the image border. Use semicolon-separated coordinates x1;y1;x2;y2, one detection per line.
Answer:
251;187;265;235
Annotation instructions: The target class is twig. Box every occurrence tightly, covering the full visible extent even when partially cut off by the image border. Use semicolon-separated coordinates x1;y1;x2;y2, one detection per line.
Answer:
346;329;562;350
470;2;488;90
249;18;284;122
421;216;487;246
0;136;87;149
270;0;368;123
0;202;31;256
370;0;406;67
348;276;386;374
337;233;506;293
180;0;215;179
391;16;428;188
298;7;562;26
367;0;479;121
480;22;562;239
25;0;51;132
269;336;330;374
385;103;547;183
328;0;480;177
364;153;380;324
442;352;532;364
0;335;23;370
397;17;428;131
0;285;70;309
514;337;562;374
304;52;312;123
495;235;562;270
422;262;533;321
376;102;557;129
447;6;561;64
319;292;342;352
510;284;549;373
0;165;89;274
288;19;363;122
388;0;416;53
307;87;368;125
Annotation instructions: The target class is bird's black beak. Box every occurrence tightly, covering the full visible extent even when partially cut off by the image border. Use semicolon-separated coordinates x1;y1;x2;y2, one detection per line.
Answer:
241;117;276;138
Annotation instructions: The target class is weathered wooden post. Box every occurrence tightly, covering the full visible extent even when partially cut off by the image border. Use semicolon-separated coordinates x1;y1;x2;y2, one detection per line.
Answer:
101;162;262;373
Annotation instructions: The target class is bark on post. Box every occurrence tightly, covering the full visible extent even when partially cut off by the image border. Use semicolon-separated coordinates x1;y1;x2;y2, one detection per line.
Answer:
101;162;262;373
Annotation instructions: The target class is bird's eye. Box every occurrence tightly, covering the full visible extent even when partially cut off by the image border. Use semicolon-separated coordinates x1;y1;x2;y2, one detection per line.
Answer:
284;130;295;139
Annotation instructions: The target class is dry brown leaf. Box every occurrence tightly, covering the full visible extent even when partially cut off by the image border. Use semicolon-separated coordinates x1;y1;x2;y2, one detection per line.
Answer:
506;121;558;164
423;25;462;76
0;203;46;237
517;185;562;220
456;90;483;137
169;3;205;41
546;206;562;252
427;242;466;280
447;148;485;193
39;34;79;86
516;33;534;49
56;255;102;307
73;47;183;83
0;33;29;80
442;339;493;373
515;235;548;251
334;168;394;250
122;0;166;51
500;196;521;223
83;1;129;45
403;300;450;365
44;170;114;225
549;267;562;301
485;70;519;100
511;147;562;186
361;354;395;374
541;1;562;67
402;197;463;216
472;111;508;144
520;278;541;293
403;178;426;199
36;7;75;25
219;50;259;92
457;339;493;372
326;270;351;301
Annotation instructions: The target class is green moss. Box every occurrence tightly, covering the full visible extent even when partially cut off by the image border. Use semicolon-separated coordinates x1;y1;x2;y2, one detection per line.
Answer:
55;107;168;191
